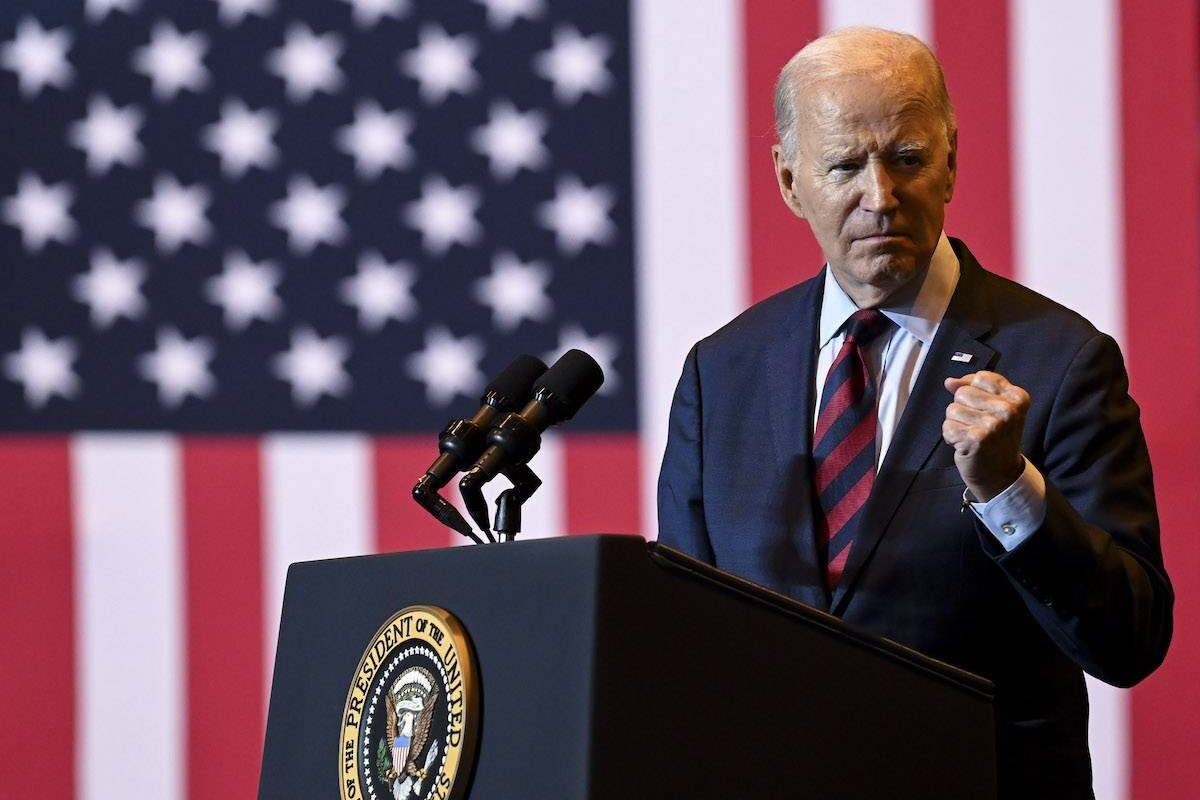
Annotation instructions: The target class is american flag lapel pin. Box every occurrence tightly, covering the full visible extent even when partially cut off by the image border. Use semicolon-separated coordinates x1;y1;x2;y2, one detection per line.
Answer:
951;351;973;363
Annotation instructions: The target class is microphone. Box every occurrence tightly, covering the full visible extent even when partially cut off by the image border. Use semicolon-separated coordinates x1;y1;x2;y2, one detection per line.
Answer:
412;354;548;542
458;349;604;534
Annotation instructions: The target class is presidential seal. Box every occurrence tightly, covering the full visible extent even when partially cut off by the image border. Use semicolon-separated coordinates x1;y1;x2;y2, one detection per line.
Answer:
340;606;479;800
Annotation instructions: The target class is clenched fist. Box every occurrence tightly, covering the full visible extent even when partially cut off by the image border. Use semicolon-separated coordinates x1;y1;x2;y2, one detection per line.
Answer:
942;371;1030;502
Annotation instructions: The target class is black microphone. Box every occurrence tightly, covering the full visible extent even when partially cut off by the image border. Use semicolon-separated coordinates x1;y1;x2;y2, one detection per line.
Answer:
458;349;604;533
412;354;548;542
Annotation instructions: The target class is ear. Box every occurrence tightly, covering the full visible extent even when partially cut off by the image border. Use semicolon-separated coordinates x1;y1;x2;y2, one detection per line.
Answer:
772;144;807;220
943;128;958;204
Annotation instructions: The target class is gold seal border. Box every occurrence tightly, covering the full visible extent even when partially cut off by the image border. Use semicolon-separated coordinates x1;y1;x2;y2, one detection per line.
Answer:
339;605;479;800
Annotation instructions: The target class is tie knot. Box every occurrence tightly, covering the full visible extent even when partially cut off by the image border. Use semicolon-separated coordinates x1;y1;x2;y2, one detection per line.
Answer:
845;309;892;347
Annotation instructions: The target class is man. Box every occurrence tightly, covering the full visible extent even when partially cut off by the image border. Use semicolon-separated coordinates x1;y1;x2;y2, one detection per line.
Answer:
657;27;1172;799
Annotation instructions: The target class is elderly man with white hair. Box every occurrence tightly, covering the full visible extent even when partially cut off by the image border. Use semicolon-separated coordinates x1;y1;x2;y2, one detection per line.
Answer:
658;27;1172;799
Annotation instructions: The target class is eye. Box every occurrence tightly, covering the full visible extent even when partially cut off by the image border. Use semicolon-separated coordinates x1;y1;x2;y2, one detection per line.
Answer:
897;154;923;167
830;161;857;173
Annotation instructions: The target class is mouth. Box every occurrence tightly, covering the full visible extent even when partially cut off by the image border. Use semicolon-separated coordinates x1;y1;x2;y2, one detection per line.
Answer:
855;233;909;244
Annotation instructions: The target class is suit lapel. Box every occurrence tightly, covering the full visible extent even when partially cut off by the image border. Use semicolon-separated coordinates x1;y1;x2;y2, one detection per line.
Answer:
765;270;827;609
829;241;997;615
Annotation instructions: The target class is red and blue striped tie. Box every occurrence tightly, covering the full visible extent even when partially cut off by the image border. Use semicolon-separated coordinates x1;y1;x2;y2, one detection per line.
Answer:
813;308;894;592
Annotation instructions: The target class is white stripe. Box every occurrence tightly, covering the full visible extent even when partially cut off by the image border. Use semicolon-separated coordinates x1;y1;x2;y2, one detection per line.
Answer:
262;434;373;691
632;0;747;540
73;434;183;800
1012;0;1124;344
820;0;931;40
514;432;565;538
1086;676;1129;800
1013;3;1128;798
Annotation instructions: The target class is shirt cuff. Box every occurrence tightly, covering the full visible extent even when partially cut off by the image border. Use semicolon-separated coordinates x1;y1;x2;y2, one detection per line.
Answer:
965;456;1047;552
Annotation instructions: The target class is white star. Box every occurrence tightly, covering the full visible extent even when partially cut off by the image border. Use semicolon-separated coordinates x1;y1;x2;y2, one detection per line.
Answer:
1;18;72;99
534;26;611;104
2;172;75;252
470;100;548;180
537;175;615;255
473;251;552;331
86;0;139;23
138;328;216;407
406;327;484;407
68;95;143;175
201;99;279;178
399;25;478;104
269;176;348;253
340;251;417;331
266;24;343;103
132;22;209;101
545;325;619;395
205;250;282;330
135;174;212;254
474;0;543;29
340;0;408;28
211;0;274;27
403;175;481;255
4;328;79;408
272;327;351;406
335;101;413;179
72;248;146;328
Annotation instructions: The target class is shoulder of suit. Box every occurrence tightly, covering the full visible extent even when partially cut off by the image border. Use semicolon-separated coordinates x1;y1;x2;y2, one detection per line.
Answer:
693;277;816;354
969;261;1107;347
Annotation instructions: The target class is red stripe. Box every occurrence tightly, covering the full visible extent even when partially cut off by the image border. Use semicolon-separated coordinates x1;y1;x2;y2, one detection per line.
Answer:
815;415;876;491
0;437;74;798
1119;2;1200;798
814;355;869;448
743;0;824;302
826;540;852;587
182;437;264;800
563;434;642;537
932;0;1014;278
821;467;874;541
373;436;456;552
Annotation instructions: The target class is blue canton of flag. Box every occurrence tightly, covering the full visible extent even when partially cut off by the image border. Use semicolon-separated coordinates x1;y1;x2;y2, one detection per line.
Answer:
0;0;636;432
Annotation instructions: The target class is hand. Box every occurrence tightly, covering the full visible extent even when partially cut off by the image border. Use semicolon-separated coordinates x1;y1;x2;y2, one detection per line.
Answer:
942;371;1030;502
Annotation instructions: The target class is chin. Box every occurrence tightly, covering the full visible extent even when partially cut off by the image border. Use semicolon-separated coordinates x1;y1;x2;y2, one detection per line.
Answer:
851;254;920;290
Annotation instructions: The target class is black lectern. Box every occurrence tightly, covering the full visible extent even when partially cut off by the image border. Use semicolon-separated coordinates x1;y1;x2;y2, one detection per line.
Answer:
260;535;995;798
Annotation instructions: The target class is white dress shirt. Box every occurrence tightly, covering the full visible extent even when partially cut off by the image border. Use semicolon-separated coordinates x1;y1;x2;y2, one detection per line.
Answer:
813;232;1046;551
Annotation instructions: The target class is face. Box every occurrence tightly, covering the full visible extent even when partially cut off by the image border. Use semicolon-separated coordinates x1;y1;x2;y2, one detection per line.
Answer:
773;71;957;304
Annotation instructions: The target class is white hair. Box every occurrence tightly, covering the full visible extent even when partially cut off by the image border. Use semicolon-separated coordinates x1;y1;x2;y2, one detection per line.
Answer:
773;27;957;160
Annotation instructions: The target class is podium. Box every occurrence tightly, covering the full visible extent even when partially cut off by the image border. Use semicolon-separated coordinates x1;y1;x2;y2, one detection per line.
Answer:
260;535;995;798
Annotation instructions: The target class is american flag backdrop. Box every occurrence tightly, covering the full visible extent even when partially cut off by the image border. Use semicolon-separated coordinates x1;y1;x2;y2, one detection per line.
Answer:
0;1;1196;798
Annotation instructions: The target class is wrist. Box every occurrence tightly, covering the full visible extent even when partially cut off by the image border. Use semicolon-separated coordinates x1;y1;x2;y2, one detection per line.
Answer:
967;456;1026;503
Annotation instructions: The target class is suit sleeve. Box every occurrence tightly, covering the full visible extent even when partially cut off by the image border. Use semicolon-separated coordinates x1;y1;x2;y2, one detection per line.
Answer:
656;344;715;562
979;332;1174;687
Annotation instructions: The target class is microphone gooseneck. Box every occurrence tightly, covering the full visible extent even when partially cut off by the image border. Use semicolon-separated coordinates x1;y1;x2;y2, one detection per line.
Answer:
411;354;548;543
458;349;605;535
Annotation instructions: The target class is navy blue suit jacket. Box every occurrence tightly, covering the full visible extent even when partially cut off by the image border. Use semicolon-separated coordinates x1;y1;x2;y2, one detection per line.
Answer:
658;239;1172;798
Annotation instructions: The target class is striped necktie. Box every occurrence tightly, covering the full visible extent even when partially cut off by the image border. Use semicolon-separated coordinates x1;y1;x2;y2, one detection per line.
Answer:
813;308;894;593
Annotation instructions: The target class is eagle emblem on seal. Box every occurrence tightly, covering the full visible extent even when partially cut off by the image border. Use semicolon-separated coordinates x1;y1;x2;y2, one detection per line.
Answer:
380;665;440;800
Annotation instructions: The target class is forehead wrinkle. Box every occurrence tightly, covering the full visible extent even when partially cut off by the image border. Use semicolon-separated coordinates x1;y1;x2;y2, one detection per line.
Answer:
797;81;944;157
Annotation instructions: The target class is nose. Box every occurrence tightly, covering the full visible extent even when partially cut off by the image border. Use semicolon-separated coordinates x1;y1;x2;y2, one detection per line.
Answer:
859;160;899;214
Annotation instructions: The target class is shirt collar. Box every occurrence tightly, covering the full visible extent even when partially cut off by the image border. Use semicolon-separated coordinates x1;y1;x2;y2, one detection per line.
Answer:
817;231;959;348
